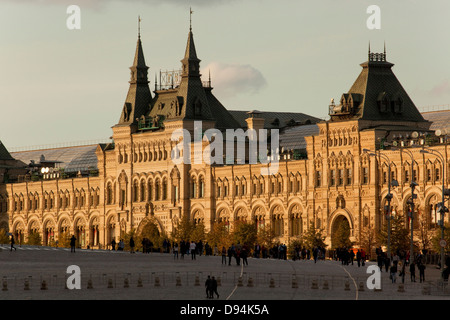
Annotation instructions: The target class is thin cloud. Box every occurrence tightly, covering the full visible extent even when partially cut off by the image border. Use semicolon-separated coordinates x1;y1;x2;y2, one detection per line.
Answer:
430;79;450;97
202;62;267;98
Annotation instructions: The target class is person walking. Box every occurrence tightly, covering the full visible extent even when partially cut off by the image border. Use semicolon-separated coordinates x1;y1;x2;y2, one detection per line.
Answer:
130;237;135;253
313;247;318;263
221;246;227;265
111;238;116;251
409;261;416;282
211;276;219;299
418;263;426;282
205;276;212;299
390;263;397;283
356;249;361;267
118;239;125;251
235;248;241;266
361;249;366;266
10;234;16;252
227;246;233;265
190;241;197;260
349;249;355;265
70;235;76;253
377;253;384;271
241;246;248;266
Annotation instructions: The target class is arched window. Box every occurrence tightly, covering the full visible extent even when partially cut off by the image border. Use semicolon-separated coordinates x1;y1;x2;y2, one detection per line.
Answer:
106;183;113;205
133;180;139;202
199;176;205;198
140;180;146;202
155;179;161;201
190;177;197;198
147;180;153;201
162;178;168;200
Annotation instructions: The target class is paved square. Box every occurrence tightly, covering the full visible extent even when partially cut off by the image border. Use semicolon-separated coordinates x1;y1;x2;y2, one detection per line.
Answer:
0;245;449;301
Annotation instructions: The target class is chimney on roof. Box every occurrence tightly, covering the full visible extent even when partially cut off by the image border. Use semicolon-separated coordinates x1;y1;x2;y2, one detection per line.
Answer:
245;110;265;132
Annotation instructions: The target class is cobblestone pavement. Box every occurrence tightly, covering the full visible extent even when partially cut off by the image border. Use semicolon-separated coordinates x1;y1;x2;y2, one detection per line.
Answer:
0;244;449;301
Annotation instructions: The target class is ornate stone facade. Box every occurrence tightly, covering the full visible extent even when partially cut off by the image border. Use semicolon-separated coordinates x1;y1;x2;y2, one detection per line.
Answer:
1;27;448;253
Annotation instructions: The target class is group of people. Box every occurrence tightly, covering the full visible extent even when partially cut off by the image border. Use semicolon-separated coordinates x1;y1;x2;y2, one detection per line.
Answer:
335;247;366;267
204;275;219;299
292;246;327;262
221;243;250;266
375;249;427;284
110;238;126;251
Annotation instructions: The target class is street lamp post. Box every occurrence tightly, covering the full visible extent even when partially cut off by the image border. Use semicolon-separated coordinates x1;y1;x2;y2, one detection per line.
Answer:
393;146;416;264
420;147;448;280
363;148;398;261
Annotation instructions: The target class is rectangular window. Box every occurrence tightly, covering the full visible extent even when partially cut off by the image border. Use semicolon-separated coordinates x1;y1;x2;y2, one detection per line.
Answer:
362;167;369;184
436;168;441;181
330;169;336;186
316;171;322;187
338;169;344;186
346;168;352;185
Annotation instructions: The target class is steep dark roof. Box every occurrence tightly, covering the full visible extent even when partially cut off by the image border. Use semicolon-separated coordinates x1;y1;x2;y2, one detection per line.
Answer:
204;89;241;130
0;141;14;160
116;35;152;127
330;51;427;124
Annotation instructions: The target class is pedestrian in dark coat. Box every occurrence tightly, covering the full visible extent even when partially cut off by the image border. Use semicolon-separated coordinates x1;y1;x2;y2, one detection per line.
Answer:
221;246;227;265
70;235;76;252
356;250;362;267
227;246;234;265
211;276;219;299
205;276;212;299
241;246;248;266
418;263;426;282
130;237;135;253
410;261;416;282
10;235;16;252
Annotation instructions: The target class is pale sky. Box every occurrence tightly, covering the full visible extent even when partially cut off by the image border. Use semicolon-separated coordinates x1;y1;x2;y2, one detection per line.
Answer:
0;0;449;150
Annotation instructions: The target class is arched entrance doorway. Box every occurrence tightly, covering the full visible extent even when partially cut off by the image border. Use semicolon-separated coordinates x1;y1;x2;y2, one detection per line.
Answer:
331;215;352;249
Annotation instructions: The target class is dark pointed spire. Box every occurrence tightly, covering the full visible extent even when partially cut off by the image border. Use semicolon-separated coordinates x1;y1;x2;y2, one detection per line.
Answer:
181;8;201;78
190;7;193;32
183;30;200;64
117;20;152;126
131;20;148;79
138;15;141;39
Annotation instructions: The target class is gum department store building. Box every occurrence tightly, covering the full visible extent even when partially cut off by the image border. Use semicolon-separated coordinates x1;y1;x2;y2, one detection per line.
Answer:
1;23;449;252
